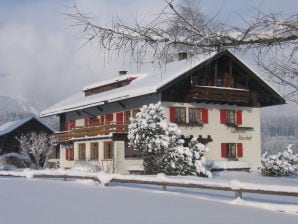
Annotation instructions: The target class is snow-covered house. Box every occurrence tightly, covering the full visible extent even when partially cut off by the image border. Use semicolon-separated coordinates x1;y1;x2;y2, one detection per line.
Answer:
0;117;56;167
40;49;285;173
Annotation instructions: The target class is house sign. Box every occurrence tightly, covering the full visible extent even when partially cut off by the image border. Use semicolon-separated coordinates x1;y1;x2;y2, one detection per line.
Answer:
238;135;252;140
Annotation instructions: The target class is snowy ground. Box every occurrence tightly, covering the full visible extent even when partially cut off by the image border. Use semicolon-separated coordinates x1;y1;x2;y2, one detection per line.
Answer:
0;171;297;224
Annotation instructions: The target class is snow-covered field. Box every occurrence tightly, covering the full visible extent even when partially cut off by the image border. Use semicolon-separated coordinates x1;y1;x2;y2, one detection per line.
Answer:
0;171;297;224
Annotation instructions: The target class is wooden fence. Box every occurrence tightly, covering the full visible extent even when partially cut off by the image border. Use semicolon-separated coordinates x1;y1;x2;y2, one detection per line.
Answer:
29;174;298;199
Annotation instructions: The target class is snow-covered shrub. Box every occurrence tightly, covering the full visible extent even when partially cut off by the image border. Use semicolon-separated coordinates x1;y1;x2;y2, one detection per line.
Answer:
16;132;56;170
163;138;211;177
259;144;298;177
0;152;26;169
72;161;101;173
128;102;210;177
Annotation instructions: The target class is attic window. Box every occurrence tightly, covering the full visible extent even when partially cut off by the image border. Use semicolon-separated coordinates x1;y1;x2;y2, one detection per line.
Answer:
84;77;137;97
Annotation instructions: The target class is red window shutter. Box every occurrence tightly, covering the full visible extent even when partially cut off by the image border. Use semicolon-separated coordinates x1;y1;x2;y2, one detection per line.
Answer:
64;121;69;131
108;113;114;122
220;109;227;124
68;120;75;129
237;143;243;157
236;110;242;125
71;148;74;160
201;108;208;124
169;107;176;122
100;115;104;124
116;112;124;124
65;148;69;160
84;118;89;127
221;143;227;158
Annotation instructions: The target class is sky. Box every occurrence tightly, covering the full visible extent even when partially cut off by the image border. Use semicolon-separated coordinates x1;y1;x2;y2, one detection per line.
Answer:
0;0;297;114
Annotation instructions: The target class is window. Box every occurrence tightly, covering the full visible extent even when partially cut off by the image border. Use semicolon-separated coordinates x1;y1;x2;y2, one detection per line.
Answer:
100;115;105;124
189;108;209;124
132;109;141;118
221;143;243;159
227;143;237;159
220;109;242;125
189;108;201;124
104;142;113;159
105;114;114;124
169;107;186;123
90;142;99;160
227;110;236;124
124;111;131;124
89;117;100;126
64;120;76;131
78;143;86;161
170;107;208;125
125;141;141;159
116;112;124;124
65;147;74;161
84;118;89;127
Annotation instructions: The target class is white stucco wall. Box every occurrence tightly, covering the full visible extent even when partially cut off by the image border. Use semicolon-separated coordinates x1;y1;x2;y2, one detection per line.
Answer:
59;100;261;172
59;139;143;174
161;102;261;170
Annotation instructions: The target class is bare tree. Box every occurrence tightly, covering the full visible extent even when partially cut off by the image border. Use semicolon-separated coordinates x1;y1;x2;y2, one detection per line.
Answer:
17;132;56;170
67;0;298;101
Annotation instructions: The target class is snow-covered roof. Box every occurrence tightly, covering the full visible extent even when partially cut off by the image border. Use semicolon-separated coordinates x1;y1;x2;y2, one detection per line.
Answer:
0;117;33;136
40;49;284;117
0;117;54;136
41;51;218;117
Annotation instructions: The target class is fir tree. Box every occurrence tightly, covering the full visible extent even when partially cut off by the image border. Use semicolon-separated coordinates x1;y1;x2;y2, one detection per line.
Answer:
128;102;210;176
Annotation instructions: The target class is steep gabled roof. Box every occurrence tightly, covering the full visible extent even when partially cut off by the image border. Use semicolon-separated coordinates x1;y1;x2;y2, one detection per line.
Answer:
0;117;54;136
40;49;285;117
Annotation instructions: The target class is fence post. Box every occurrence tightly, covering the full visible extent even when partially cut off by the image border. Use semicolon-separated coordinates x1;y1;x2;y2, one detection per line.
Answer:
235;190;242;199
162;184;167;191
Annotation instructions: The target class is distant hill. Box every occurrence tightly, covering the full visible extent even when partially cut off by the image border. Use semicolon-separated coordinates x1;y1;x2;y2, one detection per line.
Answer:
0;96;27;113
0;96;34;125
0;96;58;131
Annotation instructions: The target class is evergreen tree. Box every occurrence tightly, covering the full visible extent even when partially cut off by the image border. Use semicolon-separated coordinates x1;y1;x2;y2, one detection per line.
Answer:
128;102;210;176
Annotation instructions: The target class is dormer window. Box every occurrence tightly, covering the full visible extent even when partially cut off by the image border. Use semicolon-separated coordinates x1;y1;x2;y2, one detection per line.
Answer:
83;76;137;97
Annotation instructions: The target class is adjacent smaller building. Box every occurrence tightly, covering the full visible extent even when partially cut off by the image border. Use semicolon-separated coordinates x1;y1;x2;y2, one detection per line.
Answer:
0;117;55;157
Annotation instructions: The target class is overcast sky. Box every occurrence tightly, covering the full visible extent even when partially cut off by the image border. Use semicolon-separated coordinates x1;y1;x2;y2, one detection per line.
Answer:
0;0;297;114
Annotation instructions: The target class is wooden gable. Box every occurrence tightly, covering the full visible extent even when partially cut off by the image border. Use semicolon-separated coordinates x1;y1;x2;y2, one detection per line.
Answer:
159;50;285;107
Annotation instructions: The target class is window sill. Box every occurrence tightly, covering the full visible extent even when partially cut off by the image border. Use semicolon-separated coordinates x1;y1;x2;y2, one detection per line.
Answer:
227;158;239;161
125;157;142;160
178;123;204;127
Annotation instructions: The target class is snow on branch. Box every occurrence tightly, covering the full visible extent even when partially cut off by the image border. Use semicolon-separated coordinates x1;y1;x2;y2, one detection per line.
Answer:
67;1;298;56
67;0;298;101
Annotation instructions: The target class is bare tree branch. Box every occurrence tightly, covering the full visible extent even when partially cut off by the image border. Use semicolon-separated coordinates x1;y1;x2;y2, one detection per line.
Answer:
66;0;298;101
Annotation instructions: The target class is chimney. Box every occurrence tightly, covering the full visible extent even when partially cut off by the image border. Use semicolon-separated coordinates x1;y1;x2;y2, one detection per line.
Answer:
119;70;128;76
178;52;188;60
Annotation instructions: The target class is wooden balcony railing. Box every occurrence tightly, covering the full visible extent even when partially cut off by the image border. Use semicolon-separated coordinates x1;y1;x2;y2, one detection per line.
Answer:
56;123;128;142
186;86;250;104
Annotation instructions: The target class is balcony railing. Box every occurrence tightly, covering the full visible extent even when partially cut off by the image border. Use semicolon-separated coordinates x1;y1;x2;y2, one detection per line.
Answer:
186;86;250;104
56;123;128;142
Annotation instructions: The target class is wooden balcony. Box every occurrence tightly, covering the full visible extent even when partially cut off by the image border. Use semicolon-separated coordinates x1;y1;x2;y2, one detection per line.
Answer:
56;123;128;142
186;86;250;104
